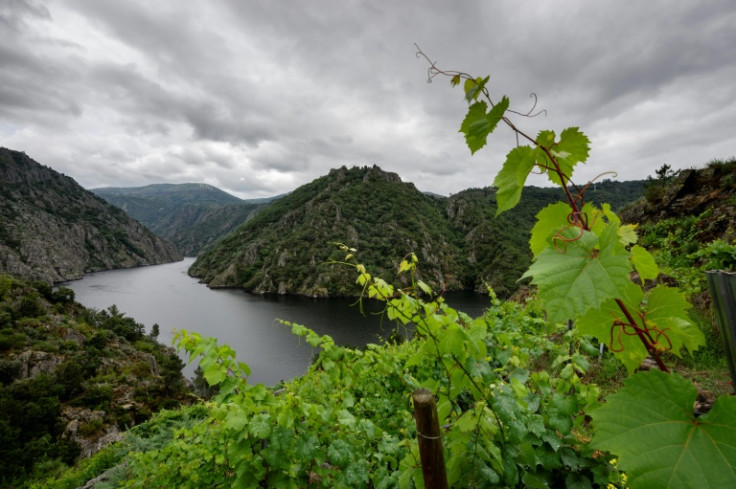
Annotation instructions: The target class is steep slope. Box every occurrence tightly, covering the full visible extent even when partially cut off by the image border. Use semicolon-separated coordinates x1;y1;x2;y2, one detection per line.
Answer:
0;148;181;283
446;180;645;297
0;274;188;482
189;166;645;297
93;183;245;206
190;166;462;296
622;159;736;240
92;184;273;255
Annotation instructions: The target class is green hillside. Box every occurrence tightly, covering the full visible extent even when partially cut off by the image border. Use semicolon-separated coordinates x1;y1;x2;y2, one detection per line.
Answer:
190;166;645;297
92;184;276;256
93;183;245;206
0;274;188;486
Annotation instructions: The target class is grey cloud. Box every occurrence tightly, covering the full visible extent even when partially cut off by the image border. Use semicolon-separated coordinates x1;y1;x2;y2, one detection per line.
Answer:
2;0;735;198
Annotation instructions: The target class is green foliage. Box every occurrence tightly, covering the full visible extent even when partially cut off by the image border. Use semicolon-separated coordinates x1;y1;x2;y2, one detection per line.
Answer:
459;97;509;154
437;57;734;488
0;276;189;486
100;275;617;488
592;370;736;489
189;164;644;299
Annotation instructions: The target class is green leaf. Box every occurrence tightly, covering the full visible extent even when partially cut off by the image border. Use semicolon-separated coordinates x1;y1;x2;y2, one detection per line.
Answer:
494;145;540;215
577;283;647;374
463;76;489;102
631;245;659;281
522;228;632;323
203;362;227;386
545;127;590;185
529;202;572;258
417;280;433;296
592;371;736;489
618;223;639;246
459;97;509;154
645;286;705;356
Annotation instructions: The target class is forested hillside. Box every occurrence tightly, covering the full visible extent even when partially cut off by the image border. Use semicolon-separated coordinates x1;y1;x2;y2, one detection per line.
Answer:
0;149;181;283
92;184;274;256
0;274;188;486
190;166;644;297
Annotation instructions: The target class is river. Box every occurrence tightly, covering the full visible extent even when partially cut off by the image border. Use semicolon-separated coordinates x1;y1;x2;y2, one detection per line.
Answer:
64;258;490;385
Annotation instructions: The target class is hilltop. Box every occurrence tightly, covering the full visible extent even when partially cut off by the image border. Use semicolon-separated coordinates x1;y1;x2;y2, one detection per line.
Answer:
0;148;181;283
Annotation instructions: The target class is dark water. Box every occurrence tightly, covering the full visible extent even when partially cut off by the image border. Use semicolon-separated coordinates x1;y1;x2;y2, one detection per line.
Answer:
64;258;490;385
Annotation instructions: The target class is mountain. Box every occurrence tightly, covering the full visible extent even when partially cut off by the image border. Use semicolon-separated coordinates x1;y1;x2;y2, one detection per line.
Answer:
189;166;462;296
189;165;645;297
0;148;182;283
92;184;277;256
93;183;246;206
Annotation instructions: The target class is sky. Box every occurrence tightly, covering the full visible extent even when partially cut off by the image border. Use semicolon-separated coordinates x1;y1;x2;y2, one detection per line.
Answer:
1;0;735;199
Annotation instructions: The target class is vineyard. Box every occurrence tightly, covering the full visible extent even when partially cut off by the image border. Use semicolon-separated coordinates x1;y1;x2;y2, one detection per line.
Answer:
36;55;736;489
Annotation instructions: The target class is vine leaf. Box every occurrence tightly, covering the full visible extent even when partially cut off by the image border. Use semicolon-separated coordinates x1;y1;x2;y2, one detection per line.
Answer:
592;370;736;489
529;202;571;258
522;228;631;324
577;283;648;374
544;127;590;186
494;145;540;215
631;244;659;281
463;76;490;102
459;97;509;154
645;286;705;357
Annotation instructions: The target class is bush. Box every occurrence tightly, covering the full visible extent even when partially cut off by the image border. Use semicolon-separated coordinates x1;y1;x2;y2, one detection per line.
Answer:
0;358;22;385
77;383;113;410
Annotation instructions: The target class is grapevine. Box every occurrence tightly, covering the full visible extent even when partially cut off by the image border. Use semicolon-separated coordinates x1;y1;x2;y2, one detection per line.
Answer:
416;45;736;489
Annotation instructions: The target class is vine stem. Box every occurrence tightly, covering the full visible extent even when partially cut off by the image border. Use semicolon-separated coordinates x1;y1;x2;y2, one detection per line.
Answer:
615;299;669;373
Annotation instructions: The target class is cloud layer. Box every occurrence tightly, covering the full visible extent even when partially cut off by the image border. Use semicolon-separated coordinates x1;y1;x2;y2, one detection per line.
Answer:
2;0;735;198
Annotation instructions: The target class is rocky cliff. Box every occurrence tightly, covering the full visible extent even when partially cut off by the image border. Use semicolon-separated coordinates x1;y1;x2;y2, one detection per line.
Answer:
0;148;182;283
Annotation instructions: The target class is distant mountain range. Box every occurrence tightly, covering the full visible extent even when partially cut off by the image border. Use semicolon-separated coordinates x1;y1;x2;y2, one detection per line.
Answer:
92;184;282;256
0;148;181;283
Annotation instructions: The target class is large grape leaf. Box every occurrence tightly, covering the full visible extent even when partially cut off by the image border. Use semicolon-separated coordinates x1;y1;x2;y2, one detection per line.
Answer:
578;283;647;374
645;286;705;356
522;227;631;323
592;370;736;489
494;145;540;215
459;97;509;154
529;202;571;258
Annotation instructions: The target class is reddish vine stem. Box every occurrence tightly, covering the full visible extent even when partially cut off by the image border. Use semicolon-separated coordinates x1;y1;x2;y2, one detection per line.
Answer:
614;299;669;372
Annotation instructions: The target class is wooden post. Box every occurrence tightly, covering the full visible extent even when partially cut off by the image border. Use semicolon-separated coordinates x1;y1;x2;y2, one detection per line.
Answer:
706;271;736;393
412;388;449;489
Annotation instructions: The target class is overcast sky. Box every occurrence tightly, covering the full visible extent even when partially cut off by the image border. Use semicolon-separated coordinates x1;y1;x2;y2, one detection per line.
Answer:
2;0;734;199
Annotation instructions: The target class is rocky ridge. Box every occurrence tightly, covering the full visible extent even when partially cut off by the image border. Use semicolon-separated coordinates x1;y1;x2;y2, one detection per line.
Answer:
0;148;182;283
